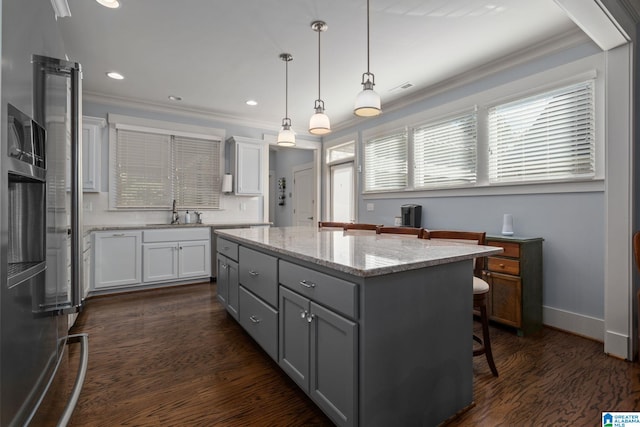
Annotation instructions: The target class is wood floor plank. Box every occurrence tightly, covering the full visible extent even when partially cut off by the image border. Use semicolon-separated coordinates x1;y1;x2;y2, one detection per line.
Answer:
31;282;640;426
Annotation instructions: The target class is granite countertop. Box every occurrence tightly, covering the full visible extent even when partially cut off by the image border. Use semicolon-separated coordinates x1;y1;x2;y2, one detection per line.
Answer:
86;222;271;233
216;226;503;278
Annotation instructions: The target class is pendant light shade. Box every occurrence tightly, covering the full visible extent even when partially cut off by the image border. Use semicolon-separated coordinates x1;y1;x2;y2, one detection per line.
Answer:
277;53;296;146
354;0;382;117
278;118;296;147
309;21;331;135
354;73;381;117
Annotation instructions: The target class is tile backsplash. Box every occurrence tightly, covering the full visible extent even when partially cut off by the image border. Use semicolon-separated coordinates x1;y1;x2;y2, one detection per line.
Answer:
82;192;263;226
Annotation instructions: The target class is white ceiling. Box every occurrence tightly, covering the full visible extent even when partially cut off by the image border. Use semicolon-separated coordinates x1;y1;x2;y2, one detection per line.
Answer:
58;0;581;134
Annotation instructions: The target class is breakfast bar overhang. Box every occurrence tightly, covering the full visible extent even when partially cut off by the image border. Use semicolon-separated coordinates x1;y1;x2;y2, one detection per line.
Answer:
215;226;503;426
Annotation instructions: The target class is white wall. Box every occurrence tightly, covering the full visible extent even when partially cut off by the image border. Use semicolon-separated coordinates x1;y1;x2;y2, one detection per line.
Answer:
81;100;276;226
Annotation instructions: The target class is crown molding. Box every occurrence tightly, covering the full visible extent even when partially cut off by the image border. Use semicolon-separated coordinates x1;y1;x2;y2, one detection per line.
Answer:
83;91;283;133
331;28;591;134
85;28;591;138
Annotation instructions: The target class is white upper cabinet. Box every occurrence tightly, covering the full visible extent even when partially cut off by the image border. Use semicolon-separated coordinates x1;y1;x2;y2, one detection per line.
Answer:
228;136;265;195
82;117;105;192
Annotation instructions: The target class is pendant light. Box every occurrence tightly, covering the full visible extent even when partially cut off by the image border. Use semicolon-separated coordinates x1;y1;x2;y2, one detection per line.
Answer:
309;21;331;135
354;0;382;117
277;53;296;147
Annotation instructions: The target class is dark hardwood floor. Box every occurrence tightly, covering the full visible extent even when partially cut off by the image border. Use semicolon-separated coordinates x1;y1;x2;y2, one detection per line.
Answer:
32;282;640;426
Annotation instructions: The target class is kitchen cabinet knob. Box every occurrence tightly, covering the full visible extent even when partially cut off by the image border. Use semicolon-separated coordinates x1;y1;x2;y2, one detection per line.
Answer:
249;270;259;276
499;263;505;268
249;315;261;324
300;310;308;319
299;279;316;288
306;313;315;323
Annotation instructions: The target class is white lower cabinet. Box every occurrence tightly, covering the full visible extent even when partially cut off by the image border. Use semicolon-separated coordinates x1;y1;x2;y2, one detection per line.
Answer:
93;231;142;289
143;242;179;282
92;227;210;292
142;228;211;283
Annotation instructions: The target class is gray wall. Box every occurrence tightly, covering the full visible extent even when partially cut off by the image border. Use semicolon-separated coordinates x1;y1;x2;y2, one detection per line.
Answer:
328;38;608;329
271;147;315;227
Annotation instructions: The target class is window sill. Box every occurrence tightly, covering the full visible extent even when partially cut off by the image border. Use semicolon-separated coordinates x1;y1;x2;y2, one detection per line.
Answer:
362;179;604;199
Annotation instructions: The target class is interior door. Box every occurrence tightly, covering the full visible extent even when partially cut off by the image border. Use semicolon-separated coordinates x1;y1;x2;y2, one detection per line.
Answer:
330;161;354;222
293;163;315;227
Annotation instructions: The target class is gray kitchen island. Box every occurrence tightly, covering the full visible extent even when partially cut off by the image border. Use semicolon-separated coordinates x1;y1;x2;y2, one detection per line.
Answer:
214;226;502;427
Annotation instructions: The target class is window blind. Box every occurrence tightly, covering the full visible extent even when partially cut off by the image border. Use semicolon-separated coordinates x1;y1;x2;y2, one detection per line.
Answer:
364;130;408;192
116;129;172;208
488;81;595;183
413;111;477;188
115;129;221;209
174;136;220;208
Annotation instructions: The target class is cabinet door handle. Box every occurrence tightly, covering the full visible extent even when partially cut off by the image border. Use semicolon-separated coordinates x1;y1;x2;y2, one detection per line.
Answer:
112;233;125;237
306;313;315;323
499;263;505;268
223;246;230;251
299;279;316;288
249;270;259;277
249;315;261;324
221;263;227;270
300;310;308;319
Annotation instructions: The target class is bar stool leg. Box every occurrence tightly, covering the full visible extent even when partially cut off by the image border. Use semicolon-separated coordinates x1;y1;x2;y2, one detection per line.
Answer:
473;292;499;377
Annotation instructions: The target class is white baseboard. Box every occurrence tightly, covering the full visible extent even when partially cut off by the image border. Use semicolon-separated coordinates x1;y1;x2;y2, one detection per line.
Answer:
543;305;604;341
543;305;633;360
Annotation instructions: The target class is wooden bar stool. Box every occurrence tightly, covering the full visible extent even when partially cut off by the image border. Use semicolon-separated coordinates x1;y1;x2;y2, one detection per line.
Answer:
343;223;381;231
375;226;423;236
318;221;349;229
423;230;499;376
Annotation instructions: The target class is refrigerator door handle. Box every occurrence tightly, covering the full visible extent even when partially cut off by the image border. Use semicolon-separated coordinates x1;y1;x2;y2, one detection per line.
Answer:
70;63;83;309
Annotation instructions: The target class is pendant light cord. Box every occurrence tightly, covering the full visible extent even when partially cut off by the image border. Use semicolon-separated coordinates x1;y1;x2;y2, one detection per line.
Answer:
285;57;289;119
366;0;370;75
317;27;321;100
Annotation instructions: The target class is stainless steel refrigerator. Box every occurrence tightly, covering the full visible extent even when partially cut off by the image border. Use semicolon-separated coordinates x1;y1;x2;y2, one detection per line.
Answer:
1;53;87;425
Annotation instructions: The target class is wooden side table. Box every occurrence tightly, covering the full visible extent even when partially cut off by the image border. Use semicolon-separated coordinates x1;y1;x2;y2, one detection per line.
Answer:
484;236;544;336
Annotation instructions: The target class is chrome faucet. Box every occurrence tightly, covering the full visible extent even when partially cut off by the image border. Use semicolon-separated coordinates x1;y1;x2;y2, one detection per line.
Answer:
171;199;180;224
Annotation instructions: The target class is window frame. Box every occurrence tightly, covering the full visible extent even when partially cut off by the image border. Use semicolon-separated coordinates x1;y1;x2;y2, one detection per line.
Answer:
108;114;225;210
359;54;604;199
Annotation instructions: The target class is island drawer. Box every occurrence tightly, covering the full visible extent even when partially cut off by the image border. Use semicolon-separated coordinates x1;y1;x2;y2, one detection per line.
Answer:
487;257;520;275
239;246;278;307
239;286;278;361
217;237;239;261
279;260;357;319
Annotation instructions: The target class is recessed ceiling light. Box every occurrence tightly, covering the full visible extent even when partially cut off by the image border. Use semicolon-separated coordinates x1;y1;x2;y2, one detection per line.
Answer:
168;95;182;101
96;0;120;8
246;100;258;106
106;71;124;80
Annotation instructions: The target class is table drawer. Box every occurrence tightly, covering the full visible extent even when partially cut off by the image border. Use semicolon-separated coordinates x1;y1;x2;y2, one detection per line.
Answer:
217;237;239;261
239;246;278;307
279;260;357;319
239;286;278;361
488;240;520;258
487;257;520;275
